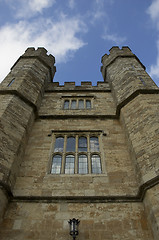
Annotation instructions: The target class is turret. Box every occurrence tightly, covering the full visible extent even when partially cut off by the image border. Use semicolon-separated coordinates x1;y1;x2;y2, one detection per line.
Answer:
101;46;158;113
101;47;159;239
0;48;56;221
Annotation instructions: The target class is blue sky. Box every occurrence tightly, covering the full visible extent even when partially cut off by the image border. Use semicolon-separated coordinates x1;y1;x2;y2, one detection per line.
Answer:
0;0;159;86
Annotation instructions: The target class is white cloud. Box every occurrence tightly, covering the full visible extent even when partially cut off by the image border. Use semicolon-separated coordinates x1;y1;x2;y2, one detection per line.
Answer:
90;0;105;24
29;0;54;13
149;39;159;85
68;0;75;9
5;0;55;18
102;31;126;44
0;16;87;82
147;0;159;23
147;0;159;85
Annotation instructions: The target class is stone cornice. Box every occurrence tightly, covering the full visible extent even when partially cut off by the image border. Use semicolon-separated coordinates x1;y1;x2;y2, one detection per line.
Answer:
1;175;159;204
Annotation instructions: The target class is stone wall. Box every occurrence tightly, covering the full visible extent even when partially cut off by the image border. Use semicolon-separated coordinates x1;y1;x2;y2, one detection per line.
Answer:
121;94;159;184
13;117;138;198
0;202;153;240
144;185;159;240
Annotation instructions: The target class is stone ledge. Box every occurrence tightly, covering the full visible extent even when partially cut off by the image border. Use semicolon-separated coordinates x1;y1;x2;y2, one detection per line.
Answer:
116;89;159;116
1;175;159;203
0;90;37;114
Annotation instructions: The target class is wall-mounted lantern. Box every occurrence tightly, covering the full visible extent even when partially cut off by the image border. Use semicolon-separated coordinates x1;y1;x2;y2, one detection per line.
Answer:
68;218;80;240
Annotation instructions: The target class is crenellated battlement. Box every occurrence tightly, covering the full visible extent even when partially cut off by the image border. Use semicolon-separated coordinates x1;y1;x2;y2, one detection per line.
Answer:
45;81;110;91
101;46;145;81
11;47;56;80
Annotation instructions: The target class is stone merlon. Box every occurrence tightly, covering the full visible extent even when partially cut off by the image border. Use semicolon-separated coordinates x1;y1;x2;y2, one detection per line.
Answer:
11;47;56;81
101;46;145;82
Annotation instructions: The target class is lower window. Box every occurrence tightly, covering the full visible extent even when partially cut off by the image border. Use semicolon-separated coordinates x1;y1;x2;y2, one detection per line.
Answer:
50;133;102;174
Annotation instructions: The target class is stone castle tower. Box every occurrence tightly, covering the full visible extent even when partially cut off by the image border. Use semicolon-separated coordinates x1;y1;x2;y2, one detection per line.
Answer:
0;46;159;240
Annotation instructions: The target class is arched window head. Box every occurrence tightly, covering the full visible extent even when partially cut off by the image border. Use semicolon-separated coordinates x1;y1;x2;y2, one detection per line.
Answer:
78;155;88;174
91;155;102;174
51;155;62;174
65;155;75;174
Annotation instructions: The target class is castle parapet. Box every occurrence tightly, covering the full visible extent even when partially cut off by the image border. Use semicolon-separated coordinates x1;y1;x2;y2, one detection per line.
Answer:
101;46;158;110
101;46;145;81
11;47;56;81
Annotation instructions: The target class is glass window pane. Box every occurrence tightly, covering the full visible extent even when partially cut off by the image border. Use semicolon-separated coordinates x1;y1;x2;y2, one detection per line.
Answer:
66;137;75;152
71;100;76;109
65;155;75;174
90;137;99;152
8;78;15;87
54;137;64;152
64;100;69;109
86;100;91;109
91;155;102;174
78;137;87;152
78;155;88;174
51;155;62;174
79;100;84;109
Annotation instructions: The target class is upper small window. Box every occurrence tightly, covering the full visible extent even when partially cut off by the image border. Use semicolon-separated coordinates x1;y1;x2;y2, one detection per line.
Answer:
86;100;91;109
64;100;69;109
71;100;77;109
79;100;84;109
63;98;93;110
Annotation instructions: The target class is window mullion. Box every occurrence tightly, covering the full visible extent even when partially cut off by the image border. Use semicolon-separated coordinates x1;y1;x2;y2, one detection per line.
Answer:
75;135;78;173
69;100;71;109
87;135;91;174
61;135;67;174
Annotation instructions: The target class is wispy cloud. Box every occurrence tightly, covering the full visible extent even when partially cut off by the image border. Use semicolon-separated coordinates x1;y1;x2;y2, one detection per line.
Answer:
0;16;87;82
68;0;75;9
147;0;159;84
102;30;126;44
147;0;159;24
89;0;106;24
5;0;55;18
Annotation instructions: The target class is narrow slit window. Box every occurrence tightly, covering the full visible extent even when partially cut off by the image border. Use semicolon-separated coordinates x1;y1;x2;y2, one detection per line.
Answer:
78;137;87;152
78;155;88;174
64;100;69;109
90;137;99;152
54;137;64;152
65;155;75;174
8;78;15;87
66;137;75;152
79;100;84;109
139;77;146;86
91;154;102;174
51;155;62;174
86;100;91;109
71;100;77;109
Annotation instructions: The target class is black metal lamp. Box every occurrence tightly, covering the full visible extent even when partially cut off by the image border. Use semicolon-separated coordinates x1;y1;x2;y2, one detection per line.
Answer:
68;218;80;240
